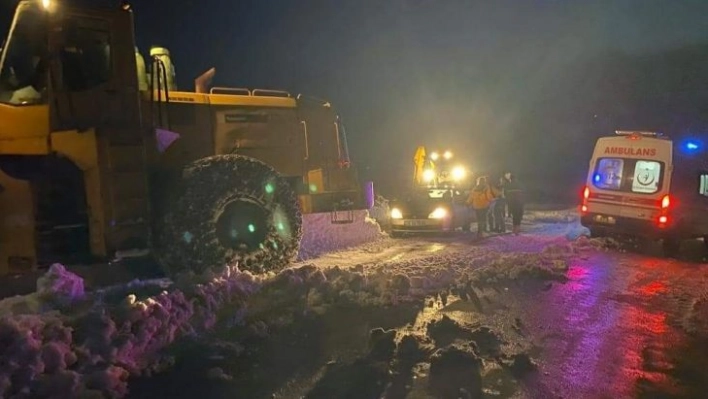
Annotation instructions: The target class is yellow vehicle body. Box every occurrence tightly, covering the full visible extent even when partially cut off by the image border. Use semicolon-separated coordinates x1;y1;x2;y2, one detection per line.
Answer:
412;146;469;188
0;1;364;275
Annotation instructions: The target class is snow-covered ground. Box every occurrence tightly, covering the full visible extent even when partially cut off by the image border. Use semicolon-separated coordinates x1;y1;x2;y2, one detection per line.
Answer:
2;207;708;398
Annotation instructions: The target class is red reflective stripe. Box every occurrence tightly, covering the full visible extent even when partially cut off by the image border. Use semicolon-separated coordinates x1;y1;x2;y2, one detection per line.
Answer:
587;198;657;210
625;197;657;206
588;192;623;201
588;192;658;206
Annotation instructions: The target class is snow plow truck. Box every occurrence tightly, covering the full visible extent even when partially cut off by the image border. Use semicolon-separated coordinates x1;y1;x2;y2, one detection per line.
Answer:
0;0;368;277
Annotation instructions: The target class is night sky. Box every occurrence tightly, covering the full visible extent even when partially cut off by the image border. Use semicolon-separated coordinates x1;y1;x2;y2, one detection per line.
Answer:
3;0;708;197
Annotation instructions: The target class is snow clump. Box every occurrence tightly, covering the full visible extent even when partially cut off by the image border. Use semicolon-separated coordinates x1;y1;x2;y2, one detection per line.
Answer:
0;264;263;398
298;210;384;260
36;263;85;304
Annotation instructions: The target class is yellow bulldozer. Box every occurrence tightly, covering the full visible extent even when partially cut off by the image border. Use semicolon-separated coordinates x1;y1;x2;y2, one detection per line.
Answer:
412;146;470;188
0;0;366;277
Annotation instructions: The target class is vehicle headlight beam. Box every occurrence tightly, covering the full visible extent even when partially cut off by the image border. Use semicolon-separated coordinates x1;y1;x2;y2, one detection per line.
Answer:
429;207;447;219
391;208;403;219
451;166;466;181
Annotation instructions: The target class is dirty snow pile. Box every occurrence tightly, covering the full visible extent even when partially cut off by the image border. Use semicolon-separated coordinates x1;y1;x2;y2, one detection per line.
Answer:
0;264;86;318
336;240;599;301
271;242;601;397
298;210;384;260
524;208;578;224
0;263;264;398
288;317;535;399
0;231;597;398
521;208;593;241
182;241;596;398
0;208;615;398
368;195;391;224
337;316;536;398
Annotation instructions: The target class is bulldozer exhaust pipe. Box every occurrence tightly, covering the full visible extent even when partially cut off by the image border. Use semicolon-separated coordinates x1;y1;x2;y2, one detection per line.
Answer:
195;67;216;93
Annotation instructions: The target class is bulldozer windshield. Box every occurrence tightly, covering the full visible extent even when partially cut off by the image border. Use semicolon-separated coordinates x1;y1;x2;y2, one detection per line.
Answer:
0;2;47;105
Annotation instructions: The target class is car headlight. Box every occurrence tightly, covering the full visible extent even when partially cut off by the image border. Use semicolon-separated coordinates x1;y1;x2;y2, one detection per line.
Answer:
443;151;453;160
451;166;466;181
422;169;436;182
429;207;447;219
391;208;403;219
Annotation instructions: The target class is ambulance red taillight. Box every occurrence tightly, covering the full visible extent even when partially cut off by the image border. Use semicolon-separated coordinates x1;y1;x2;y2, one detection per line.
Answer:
658;194;671;228
581;186;590;213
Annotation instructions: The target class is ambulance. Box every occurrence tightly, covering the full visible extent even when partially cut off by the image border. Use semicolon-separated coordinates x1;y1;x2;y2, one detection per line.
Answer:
580;130;708;255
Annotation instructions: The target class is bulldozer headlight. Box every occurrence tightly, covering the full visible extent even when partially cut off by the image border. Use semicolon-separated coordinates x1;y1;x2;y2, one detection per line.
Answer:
429;207;447;219
391;208;403;219
423;169;435;182
451;166;466;181
430;152;439;161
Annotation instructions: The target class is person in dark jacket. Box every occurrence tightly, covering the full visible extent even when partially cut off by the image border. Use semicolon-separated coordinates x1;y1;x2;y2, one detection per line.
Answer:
502;172;524;235
492;177;506;233
487;189;497;233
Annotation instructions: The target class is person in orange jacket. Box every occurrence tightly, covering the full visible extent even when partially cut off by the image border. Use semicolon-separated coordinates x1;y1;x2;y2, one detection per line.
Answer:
467;176;495;239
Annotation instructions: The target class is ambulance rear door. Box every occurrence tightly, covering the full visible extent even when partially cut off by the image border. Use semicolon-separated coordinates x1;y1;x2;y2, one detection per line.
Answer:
589;134;672;222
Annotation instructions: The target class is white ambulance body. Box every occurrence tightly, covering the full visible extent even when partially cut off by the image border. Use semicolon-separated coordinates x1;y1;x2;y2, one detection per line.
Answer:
580;130;708;254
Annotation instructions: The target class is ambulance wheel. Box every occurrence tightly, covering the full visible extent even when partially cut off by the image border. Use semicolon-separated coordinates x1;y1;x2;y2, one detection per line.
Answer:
661;237;681;258
157;154;302;278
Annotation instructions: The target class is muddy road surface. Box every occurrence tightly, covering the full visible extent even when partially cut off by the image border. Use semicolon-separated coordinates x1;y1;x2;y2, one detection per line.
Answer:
125;210;708;399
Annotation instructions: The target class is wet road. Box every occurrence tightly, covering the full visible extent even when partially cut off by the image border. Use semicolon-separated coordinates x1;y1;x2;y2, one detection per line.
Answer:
127;212;708;399
468;219;708;398
523;244;708;399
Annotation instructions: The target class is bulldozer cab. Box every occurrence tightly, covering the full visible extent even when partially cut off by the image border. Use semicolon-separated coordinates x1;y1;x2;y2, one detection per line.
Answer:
0;2;152;271
0;1;48;105
49;6;141;133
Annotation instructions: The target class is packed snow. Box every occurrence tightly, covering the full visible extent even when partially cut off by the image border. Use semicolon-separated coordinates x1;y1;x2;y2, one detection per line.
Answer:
0;207;633;398
297;209;384;260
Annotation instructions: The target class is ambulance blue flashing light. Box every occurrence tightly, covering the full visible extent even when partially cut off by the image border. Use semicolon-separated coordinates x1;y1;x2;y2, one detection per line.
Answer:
682;139;701;153
593;174;601;183
679;138;703;155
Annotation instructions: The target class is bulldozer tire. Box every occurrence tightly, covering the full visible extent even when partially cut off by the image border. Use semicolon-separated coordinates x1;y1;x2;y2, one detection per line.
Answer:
157;154;302;277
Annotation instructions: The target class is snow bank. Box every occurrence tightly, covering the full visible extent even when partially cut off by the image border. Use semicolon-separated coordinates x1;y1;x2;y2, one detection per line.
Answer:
36;264;85;304
525;208;578;224
0;264;87;319
368;195;391;224
565;225;591;240
298;210;384;260
0;265;264;398
0;209;593;398
298;239;588;308
283;259;552;399
0;258;434;398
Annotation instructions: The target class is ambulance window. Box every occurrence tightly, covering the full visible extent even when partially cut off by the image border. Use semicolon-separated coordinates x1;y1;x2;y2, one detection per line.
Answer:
631;161;662;194
593;158;624;191
699;174;708;197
